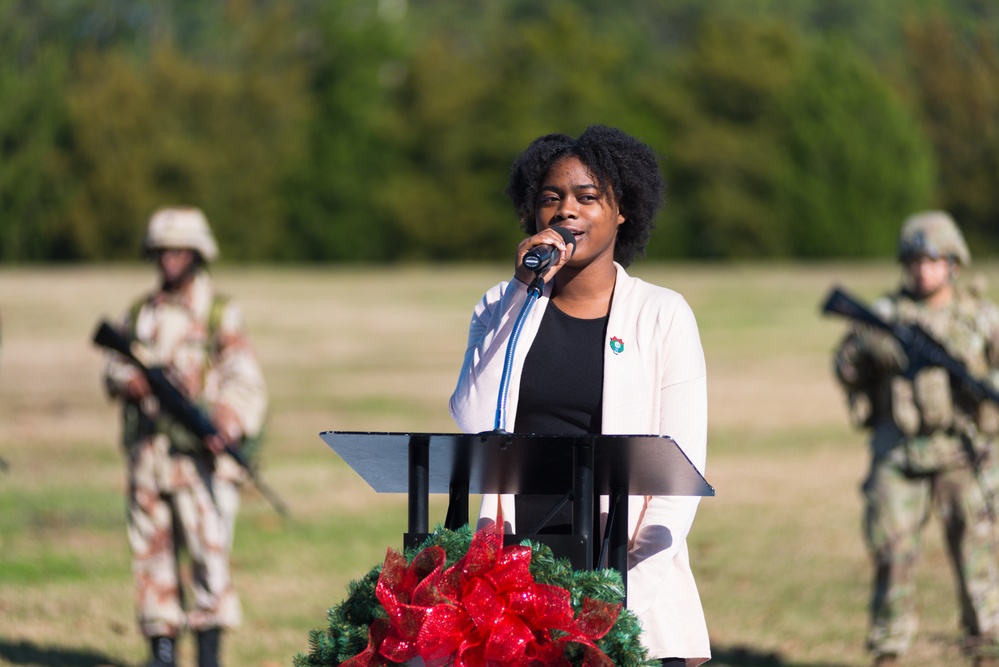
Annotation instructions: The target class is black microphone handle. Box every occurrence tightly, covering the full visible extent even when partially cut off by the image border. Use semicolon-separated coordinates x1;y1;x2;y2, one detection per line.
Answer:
522;227;576;272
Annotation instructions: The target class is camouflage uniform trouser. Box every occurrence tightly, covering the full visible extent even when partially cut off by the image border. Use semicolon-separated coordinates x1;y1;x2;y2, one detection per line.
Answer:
127;436;242;637
863;456;999;657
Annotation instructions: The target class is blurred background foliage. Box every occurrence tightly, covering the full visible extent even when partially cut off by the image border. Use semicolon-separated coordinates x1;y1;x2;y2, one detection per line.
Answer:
1;0;997;263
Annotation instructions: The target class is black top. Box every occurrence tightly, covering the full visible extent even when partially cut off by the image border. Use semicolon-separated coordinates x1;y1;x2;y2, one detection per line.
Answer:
514;302;608;534
515;303;608;434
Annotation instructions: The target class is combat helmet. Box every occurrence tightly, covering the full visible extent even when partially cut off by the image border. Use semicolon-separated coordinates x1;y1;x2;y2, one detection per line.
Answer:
143;207;219;262
897;210;970;267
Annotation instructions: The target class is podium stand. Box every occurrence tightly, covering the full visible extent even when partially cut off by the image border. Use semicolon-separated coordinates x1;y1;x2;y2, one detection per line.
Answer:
320;430;713;597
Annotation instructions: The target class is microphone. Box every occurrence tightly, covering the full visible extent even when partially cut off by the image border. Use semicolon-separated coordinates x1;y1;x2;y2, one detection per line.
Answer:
522;226;576;272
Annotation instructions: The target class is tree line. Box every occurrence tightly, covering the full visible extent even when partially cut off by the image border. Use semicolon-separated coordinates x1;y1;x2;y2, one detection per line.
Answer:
2;0;998;263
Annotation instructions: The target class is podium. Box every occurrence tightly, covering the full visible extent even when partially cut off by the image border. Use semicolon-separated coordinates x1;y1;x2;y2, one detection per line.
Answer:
320;430;713;597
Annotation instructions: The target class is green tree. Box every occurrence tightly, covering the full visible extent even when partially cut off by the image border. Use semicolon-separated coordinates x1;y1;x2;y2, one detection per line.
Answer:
0;0;93;261
774;39;934;257
380;1;665;260
3;0;997;262
279;1;407;261
64;6;309;260
902;13;999;253
0;44;75;260
648;14;934;259
656;15;804;258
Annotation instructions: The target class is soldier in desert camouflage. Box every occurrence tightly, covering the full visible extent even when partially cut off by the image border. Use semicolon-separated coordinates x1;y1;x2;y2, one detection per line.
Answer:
834;211;999;667
102;207;268;667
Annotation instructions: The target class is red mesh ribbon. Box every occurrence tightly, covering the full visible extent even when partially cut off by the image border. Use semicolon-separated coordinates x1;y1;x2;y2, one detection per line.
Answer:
342;522;623;667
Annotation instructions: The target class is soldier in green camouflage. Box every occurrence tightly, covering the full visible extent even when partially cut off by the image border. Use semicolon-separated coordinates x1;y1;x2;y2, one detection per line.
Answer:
834;211;999;666
102;207;268;667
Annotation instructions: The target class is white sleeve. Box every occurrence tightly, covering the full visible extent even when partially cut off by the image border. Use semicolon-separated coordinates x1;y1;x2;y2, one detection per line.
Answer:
628;300;708;616
448;278;530;433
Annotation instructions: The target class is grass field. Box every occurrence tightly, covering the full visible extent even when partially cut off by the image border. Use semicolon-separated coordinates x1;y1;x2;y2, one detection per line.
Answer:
3;261;999;667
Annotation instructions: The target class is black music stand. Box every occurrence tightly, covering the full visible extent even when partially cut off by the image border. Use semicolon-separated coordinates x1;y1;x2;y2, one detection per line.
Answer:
319;430;713;597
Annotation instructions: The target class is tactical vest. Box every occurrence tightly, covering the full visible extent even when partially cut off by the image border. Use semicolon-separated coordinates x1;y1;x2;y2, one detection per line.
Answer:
875;288;999;470
121;293;265;460
128;292;230;355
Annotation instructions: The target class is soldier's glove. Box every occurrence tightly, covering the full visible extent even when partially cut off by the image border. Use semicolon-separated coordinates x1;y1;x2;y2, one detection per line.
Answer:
835;328;907;387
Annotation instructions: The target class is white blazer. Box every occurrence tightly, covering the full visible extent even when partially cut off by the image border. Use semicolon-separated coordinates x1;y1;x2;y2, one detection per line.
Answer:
449;263;710;665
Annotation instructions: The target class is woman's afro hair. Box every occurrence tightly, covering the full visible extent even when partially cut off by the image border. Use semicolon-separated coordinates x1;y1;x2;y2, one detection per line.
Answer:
505;125;664;268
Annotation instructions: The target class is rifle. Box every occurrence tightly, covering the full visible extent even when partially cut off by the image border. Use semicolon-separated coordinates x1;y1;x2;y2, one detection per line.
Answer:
823;285;999;521
92;320;289;517
821;286;999;405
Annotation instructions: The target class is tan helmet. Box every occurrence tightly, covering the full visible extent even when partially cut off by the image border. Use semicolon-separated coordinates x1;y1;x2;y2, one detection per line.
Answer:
897;210;970;267
143;206;218;262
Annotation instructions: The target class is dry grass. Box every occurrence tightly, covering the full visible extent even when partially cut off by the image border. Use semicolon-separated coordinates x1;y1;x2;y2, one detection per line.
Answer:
3;261;999;667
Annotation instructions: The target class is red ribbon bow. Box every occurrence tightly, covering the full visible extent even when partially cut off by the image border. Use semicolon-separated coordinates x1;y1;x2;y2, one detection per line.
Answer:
342;523;622;667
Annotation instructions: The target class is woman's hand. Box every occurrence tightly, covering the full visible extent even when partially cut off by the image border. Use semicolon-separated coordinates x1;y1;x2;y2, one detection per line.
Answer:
514;226;575;287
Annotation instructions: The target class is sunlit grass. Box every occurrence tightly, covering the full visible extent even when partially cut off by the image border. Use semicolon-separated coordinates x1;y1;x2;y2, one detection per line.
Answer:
5;262;999;666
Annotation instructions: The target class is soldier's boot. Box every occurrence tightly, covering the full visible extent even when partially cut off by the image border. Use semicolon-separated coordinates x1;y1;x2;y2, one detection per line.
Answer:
197;628;221;667
147;636;176;667
873;654;898;667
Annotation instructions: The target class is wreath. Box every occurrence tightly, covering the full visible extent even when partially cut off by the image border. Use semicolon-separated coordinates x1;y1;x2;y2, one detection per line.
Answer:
294;522;657;667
